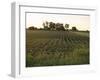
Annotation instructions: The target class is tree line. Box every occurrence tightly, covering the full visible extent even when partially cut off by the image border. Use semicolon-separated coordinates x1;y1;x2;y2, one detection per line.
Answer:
27;21;78;31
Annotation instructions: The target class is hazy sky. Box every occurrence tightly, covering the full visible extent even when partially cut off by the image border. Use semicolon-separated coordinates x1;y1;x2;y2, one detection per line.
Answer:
26;13;90;31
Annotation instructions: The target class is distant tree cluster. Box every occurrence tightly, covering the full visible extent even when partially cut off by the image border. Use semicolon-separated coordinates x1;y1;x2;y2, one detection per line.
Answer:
28;26;37;30
72;27;78;31
43;21;69;31
27;21;79;31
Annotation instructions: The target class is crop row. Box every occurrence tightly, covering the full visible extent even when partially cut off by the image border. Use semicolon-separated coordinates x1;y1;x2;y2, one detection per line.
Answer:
26;31;89;55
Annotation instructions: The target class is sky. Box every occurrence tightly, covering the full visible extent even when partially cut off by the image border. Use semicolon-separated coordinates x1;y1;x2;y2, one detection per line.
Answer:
26;13;90;31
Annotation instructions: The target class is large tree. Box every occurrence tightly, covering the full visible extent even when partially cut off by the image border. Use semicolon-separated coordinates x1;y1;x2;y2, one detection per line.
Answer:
72;27;78;31
43;21;49;30
65;24;69;30
49;22;56;30
55;23;65;31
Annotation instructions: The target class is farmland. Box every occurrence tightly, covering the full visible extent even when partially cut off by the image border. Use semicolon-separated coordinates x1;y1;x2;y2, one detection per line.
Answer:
26;30;89;67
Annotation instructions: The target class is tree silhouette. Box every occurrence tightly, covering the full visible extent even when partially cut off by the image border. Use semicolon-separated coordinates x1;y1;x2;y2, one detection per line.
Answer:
72;27;78;31
45;21;49;27
28;26;37;30
65;24;69;30
42;21;69;31
43;21;49;30
49;22;55;30
55;23;65;31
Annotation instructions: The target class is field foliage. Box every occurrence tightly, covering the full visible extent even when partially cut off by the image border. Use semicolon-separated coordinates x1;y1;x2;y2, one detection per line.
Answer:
26;30;89;67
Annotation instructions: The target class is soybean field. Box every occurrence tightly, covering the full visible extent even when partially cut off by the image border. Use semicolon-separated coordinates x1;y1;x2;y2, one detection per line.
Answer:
26;30;89;67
